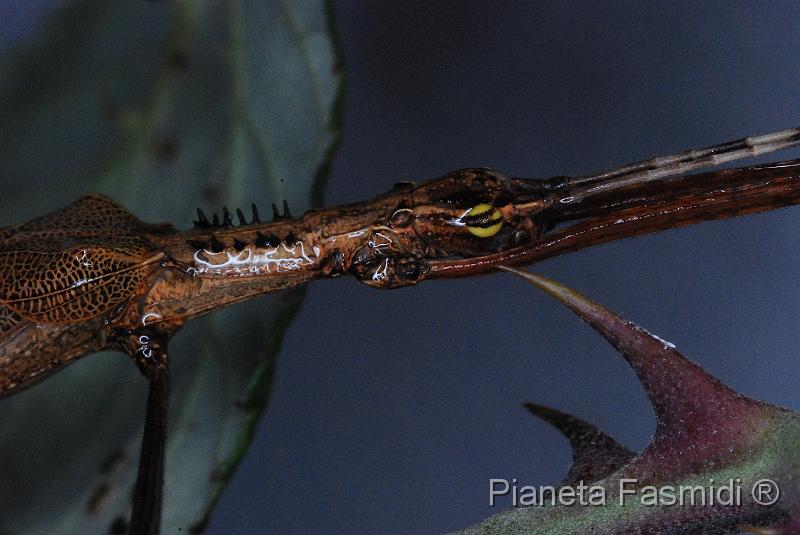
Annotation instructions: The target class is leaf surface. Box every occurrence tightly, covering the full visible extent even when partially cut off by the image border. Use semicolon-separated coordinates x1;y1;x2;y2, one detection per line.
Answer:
0;1;342;532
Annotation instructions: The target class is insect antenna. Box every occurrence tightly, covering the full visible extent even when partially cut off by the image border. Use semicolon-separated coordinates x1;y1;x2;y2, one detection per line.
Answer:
548;126;800;203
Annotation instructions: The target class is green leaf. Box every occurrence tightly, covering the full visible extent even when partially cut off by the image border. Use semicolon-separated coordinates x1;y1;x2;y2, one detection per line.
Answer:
0;0;343;533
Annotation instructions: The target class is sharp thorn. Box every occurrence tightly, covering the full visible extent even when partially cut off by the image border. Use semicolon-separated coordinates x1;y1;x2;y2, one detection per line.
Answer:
282;199;291;218
236;208;247;226
271;203;280;220
222;206;233;226
195;208;210;227
251;203;261;223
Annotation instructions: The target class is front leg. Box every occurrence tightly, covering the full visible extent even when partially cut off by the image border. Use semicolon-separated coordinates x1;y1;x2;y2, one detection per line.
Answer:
116;329;171;535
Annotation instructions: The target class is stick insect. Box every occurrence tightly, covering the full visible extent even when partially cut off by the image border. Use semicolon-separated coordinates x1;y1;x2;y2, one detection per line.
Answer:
2;128;800;533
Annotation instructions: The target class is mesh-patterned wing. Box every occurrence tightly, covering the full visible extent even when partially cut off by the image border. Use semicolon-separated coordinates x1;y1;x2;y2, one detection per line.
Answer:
0;237;163;324
0;306;25;342
0;195;166;323
0;194;150;243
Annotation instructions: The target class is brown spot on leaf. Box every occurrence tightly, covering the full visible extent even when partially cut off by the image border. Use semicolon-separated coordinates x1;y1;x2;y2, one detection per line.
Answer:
168;49;189;71
100;448;127;476
87;482;111;514
154;138;178;162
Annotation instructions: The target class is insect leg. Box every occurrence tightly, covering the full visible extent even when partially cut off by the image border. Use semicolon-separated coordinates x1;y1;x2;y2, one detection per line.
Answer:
128;332;169;535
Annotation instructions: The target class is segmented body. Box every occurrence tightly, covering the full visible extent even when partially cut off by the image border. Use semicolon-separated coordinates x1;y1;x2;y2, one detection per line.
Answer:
1;127;800;399
191;240;319;276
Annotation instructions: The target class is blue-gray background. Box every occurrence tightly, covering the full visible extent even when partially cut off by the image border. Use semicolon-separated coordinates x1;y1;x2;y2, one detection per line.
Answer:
4;2;800;534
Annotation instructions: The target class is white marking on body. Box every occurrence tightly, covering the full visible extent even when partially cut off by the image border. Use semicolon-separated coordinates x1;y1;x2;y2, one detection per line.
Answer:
141;312;162;326
372;258;391;281
192;241;319;276
369;232;392;251
329;227;376;243
137;334;153;359
446;209;471;227
74;250;93;268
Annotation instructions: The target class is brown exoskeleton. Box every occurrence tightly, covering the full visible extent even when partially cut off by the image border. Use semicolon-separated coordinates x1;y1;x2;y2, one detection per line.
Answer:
2;127;800;533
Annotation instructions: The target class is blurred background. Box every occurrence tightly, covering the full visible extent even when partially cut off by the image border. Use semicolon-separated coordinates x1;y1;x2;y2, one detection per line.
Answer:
3;1;800;534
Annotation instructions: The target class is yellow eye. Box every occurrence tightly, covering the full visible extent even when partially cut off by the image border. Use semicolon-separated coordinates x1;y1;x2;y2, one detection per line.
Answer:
465;203;503;238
